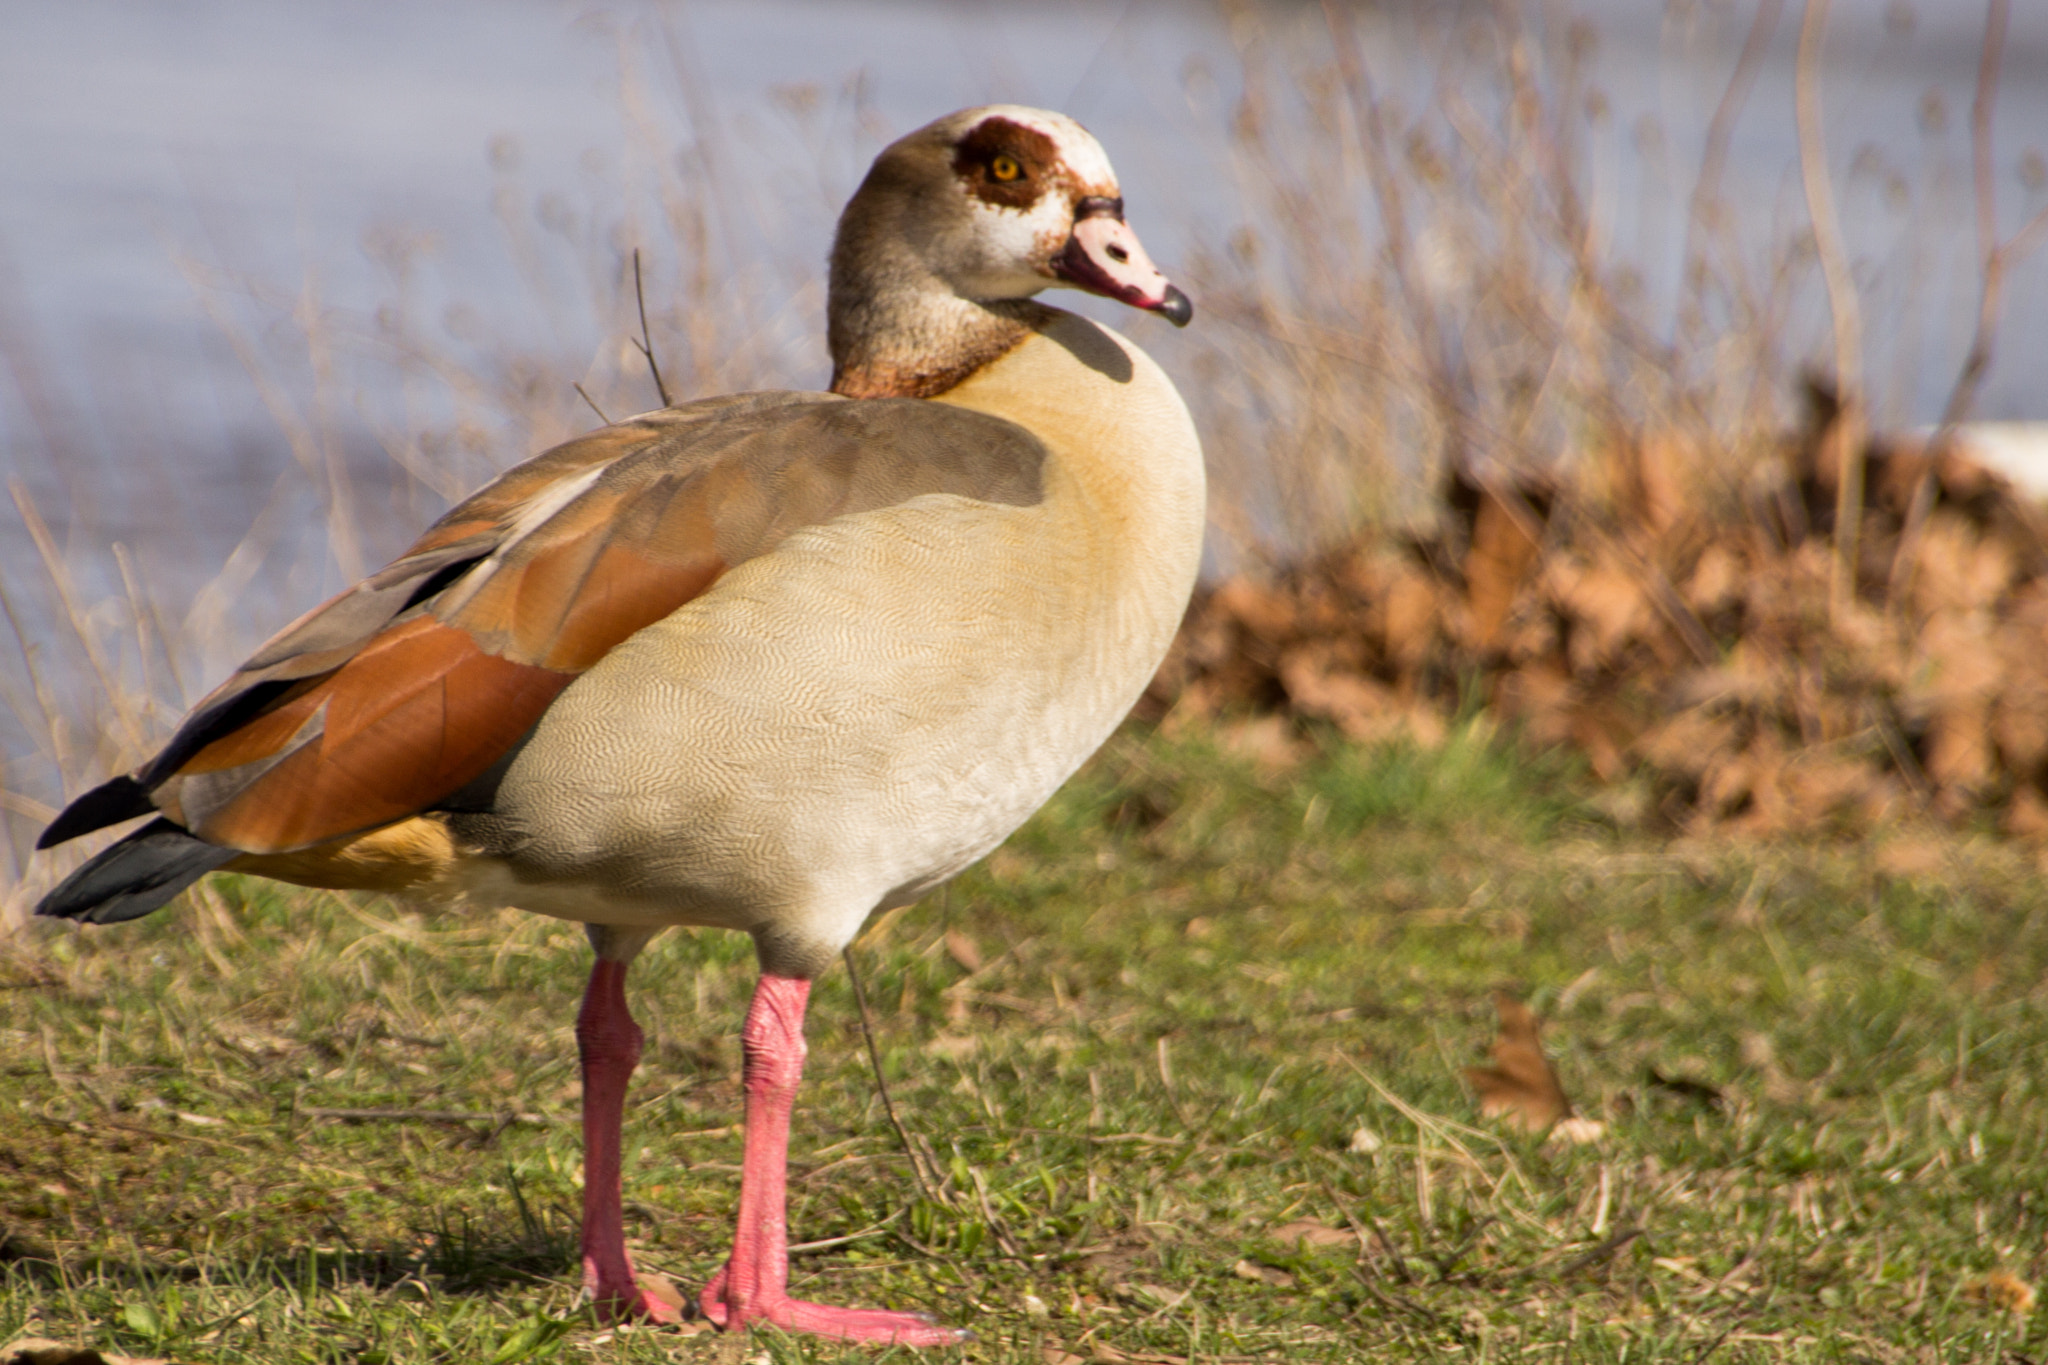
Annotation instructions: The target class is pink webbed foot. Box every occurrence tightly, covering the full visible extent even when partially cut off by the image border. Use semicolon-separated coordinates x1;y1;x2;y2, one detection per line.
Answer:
700;1265;969;1346
695;972;970;1346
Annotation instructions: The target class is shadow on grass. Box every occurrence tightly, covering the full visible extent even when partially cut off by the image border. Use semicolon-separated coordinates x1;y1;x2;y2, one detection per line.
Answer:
0;1176;581;1301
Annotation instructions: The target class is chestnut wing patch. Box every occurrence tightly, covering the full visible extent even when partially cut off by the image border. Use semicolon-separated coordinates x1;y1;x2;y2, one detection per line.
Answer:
64;391;1047;855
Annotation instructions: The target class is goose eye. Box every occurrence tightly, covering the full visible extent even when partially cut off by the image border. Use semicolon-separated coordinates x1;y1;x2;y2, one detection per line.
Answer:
990;154;1022;182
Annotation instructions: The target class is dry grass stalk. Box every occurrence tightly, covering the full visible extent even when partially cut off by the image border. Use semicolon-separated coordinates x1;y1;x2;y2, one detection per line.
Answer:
1794;0;1867;627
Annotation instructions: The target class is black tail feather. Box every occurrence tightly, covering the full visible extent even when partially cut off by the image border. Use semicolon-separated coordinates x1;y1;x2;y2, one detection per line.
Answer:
37;819;236;924
37;774;155;849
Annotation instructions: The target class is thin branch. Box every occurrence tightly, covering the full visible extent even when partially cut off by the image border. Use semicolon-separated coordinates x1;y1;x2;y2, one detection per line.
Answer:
572;382;613;427
1890;0;2048;603
1939;0;2023;433
1971;0;2006;272
1322;0;1470;472
842;945;941;1202
298;1106;554;1125
788;1213;902;1256
1680;0;1784;336
631;248;673;409
1795;0;1866;621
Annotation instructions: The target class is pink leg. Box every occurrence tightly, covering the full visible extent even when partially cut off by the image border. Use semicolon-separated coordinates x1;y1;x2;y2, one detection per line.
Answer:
699;973;968;1346
577;956;681;1324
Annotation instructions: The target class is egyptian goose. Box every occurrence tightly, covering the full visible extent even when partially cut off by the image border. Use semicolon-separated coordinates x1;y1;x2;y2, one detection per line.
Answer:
36;105;1201;1345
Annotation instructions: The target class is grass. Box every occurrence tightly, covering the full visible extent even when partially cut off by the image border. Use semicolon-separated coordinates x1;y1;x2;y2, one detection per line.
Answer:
2;15;2043;1361
4;724;2045;1362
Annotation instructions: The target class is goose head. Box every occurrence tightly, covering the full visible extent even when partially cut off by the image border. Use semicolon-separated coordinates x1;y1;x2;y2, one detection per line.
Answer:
829;105;1190;398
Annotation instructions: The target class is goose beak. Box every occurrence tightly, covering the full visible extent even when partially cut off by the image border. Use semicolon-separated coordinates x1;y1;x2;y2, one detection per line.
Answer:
1052;197;1193;327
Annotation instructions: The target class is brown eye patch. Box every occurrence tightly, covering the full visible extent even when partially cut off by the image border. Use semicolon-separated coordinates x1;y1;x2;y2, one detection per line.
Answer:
952;116;1059;210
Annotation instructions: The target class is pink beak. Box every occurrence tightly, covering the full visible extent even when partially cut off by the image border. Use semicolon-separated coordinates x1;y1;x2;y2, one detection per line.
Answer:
1052;198;1192;327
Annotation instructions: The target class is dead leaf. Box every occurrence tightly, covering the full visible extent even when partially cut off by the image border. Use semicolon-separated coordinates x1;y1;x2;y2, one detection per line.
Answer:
943;929;984;974
1683;543;1743;614
1151;389;2048;838
1276;644;1399;741
1379;569;1441;672
1231;1258;1297;1288
1271;1219;1352;1249
1042;1348;1086;1365
1909;513;2020;616
636;1269;688;1320
1465;990;1574;1133
2004;784;2048;839
1465;485;1544;648
1636;708;1739;783
1962;1270;2036;1316
1874;838;1947;879
1600;431;1692;540
1990;669;2048;771
1210;577;1297;645
1781;750;1882;827
1923;701;1995;807
1214;714;1308;772
1547;553;1652;669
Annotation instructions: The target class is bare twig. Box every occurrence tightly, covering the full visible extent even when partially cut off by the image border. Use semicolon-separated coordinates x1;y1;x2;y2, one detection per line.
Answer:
1794;0;1866;621
631;248;673;409
1933;0;2048;430
1888;0;2048;602
572;382;613;427
788;1213;901;1256
298;1106;554;1125
1322;0;1470;472
1680;0;1784;336
1555;1225;1646;1278
842;945;942;1201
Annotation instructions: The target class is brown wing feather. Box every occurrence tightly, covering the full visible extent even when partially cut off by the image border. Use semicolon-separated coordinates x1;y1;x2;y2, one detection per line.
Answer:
73;390;1047;857
164;617;574;851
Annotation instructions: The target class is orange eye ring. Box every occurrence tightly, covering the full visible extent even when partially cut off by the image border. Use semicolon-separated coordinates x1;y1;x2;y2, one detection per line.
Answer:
990;154;1022;182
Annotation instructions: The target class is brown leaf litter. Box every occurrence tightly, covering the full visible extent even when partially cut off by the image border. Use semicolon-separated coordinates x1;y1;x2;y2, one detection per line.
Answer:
1147;383;2048;837
1465;990;1577;1135
1961;1270;2037;1316
1269;1218;1354;1249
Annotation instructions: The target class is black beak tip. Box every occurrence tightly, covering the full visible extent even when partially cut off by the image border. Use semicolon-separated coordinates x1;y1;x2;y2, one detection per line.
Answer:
1159;284;1193;328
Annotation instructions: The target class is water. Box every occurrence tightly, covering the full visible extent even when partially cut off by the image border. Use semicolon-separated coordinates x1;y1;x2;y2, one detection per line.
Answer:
1;0;1240;578
5;1;2043;526
2;0;2045;861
